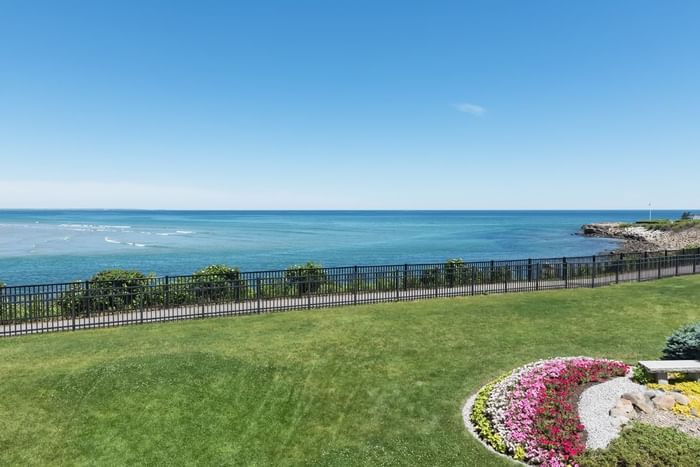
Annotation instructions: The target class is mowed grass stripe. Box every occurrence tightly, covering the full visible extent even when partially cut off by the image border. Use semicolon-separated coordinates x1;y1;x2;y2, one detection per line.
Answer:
1;276;699;466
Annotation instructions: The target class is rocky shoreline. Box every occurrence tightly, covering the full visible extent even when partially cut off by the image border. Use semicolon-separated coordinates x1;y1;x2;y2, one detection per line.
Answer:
581;222;700;253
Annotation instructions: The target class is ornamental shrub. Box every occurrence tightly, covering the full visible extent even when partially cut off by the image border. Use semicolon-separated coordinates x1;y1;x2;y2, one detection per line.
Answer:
56;269;148;316
576;423;700;467
662;321;700;360
285;262;326;295
631;364;652;385
87;269;148;311
192;264;246;301
419;266;442;287
444;258;469;287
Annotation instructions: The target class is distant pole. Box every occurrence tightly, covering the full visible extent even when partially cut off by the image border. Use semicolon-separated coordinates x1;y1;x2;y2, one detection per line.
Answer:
648;202;652;221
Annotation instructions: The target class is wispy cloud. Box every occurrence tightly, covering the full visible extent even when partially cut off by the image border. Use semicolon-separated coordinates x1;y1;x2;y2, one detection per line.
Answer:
453;102;485;116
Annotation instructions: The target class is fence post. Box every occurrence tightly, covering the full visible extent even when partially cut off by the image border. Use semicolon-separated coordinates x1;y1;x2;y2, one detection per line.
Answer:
403;264;408;291
71;286;76;331
591;255;596;288
535;262;540;291
638;253;643;281
256;278;261;313
675;251;679;276
527;258;532;282
164;276;170;309
616;254;621;284
658;251;663;279
140;286;145;324
353;266;358;305
85;281;91;319
504;265;508;293
434;266;439;297
395;269;400;301
695;248;698;274
563;257;568;289
470;267;476;295
307;281;311;309
200;284;206;318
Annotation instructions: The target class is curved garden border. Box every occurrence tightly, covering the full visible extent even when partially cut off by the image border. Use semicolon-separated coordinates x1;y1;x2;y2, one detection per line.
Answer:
462;357;629;467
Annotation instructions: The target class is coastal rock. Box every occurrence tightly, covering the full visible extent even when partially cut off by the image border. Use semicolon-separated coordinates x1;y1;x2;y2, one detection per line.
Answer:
580;222;700;253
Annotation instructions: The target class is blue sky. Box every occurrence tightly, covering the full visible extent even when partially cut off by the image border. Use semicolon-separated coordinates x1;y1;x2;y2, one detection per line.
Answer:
1;1;698;209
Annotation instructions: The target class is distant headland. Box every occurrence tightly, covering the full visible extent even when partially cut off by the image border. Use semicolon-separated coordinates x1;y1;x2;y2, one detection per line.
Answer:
581;212;700;253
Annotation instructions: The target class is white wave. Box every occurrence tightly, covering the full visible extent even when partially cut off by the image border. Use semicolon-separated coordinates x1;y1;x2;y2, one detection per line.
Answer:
61;223;131;231
104;237;121;244
176;230;194;234
125;242;146;247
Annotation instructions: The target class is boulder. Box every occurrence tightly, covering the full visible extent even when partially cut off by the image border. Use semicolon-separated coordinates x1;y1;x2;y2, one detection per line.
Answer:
610;398;638;419
669;392;689;405
652;394;676;410
622;392;645;406
622;392;654;414
610;415;630;428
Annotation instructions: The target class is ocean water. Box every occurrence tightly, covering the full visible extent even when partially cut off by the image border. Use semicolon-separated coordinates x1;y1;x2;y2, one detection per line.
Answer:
0;210;688;285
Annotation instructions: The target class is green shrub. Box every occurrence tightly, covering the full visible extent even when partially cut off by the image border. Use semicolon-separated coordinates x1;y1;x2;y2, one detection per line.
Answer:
419;266;442;287
444;259;469;287
192;264;246;301
285;262;326;295
681;211;693;220
576;422;700;466
88;269;148;311
55;282;87;316
662;321;700;360
56;270;148;316
631;364;653;384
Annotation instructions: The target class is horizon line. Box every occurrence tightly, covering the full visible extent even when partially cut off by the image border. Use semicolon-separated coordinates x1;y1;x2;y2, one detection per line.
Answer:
0;208;695;212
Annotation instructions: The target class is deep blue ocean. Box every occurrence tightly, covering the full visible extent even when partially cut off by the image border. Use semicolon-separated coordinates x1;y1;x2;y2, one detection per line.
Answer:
0;210;689;285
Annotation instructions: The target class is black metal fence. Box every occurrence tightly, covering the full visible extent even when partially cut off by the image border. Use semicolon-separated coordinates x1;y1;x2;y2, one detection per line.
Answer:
2;248;699;337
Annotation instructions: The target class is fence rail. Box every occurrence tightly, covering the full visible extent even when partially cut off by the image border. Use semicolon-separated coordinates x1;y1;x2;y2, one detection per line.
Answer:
2;248;700;337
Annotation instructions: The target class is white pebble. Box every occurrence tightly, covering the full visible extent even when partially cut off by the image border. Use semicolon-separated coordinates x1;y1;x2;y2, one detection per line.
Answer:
578;377;646;449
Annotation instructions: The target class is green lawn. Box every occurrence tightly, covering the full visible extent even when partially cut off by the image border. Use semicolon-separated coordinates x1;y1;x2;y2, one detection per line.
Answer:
1;276;699;466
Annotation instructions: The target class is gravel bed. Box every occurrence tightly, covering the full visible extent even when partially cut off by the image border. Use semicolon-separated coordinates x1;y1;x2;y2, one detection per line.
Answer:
578;376;646;449
638;409;700;439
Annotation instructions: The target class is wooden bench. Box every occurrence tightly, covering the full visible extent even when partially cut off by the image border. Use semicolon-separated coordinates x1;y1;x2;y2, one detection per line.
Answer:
639;360;700;384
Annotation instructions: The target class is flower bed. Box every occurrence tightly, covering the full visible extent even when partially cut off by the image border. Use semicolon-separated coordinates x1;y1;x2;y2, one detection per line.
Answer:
470;357;629;466
646;380;700;417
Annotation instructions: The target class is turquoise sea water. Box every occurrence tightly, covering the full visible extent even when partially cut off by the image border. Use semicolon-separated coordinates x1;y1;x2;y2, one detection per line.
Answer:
0;210;689;285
